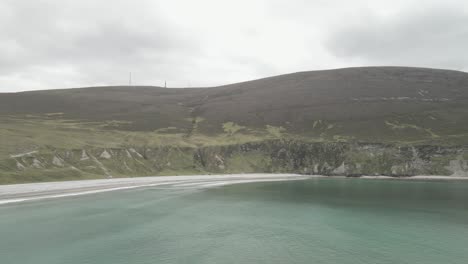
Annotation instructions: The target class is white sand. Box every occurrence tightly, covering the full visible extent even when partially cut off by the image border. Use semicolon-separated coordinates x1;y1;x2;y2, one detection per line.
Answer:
1;174;466;205
0;174;311;205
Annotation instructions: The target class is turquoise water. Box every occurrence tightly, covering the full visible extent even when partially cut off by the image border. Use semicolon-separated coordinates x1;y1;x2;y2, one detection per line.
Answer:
1;178;468;264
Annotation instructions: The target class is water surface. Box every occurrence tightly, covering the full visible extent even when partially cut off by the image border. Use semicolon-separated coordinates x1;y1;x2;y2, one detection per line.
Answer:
1;178;468;264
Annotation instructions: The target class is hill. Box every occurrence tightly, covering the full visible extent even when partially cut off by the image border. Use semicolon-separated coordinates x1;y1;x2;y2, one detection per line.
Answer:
1;66;468;183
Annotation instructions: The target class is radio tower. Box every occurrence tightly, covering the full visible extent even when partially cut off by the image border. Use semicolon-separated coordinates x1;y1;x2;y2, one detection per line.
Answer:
129;72;132;86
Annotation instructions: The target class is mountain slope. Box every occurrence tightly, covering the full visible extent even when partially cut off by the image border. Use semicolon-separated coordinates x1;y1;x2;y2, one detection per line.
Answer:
2;66;468;138
1;66;468;182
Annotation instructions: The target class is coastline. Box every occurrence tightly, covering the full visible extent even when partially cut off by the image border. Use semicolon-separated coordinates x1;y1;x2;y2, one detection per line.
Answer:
358;175;468;180
0;174;466;205
0;174;311;205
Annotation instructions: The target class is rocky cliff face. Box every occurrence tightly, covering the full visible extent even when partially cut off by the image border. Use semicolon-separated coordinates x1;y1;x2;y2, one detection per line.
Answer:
194;141;468;176
1;140;467;184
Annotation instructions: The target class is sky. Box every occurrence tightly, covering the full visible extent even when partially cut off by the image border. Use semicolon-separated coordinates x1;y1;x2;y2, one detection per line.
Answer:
1;0;468;92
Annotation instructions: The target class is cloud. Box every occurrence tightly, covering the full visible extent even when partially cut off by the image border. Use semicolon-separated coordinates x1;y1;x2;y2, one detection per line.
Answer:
326;6;468;71
0;0;202;88
1;0;468;91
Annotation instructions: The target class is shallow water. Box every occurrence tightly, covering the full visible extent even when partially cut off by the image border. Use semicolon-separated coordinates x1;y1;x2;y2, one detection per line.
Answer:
1;178;468;264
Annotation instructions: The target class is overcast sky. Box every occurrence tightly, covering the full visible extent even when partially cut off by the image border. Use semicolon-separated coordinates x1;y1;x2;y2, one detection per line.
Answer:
1;0;468;92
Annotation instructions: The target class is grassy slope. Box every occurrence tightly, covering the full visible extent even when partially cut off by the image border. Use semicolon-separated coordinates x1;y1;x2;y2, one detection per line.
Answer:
2;67;468;183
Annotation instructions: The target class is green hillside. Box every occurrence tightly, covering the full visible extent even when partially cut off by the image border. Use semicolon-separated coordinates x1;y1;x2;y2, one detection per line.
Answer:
1;66;468;183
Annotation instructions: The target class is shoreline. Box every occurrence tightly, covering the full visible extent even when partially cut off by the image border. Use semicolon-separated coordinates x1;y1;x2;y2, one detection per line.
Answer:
0;174;466;205
358;175;468;180
0;174;311;205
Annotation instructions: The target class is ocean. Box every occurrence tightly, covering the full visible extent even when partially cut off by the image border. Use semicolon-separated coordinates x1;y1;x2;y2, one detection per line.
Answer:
1;177;467;264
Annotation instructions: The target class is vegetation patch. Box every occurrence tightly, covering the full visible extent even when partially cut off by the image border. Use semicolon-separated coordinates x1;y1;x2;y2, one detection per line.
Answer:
266;125;286;138
222;122;245;136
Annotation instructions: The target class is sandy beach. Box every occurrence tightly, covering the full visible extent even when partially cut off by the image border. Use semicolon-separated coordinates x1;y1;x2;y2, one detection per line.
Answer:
1;174;467;205
0;174;313;205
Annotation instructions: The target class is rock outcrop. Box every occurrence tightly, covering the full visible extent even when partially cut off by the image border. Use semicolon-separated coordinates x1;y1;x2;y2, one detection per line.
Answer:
1;140;467;184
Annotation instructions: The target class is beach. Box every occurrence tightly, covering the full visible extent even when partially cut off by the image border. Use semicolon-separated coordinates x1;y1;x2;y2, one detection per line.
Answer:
0;174;312;205
1;174;467;205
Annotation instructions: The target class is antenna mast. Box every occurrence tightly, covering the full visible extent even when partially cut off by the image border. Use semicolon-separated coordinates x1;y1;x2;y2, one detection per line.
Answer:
129;72;132;86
